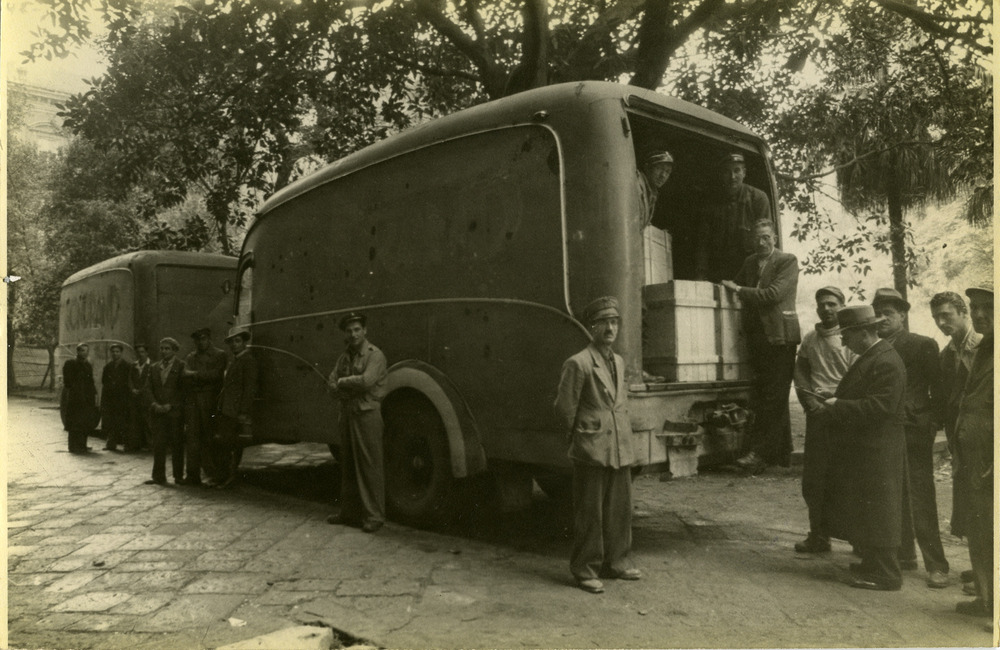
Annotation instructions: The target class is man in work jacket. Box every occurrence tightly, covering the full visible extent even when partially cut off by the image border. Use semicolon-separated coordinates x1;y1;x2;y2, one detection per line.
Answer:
326;312;388;534
722;218;801;472
554;296;640;594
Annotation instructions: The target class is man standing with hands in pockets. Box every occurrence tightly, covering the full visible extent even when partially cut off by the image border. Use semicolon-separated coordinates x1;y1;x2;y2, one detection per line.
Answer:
555;296;640;594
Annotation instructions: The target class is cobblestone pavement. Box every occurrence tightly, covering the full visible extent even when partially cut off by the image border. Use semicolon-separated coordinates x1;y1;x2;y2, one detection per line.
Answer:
6;396;995;649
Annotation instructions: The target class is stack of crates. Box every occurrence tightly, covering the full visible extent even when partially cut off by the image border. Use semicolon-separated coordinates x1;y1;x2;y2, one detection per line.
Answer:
642;280;750;382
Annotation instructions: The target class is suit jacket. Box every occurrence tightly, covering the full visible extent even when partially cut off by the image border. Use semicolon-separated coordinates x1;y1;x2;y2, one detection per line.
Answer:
129;360;151;399
101;358;131;410
554;343;635;469
939;329;982;441
219;350;258;420
330;341;388;414
146;357;185;419
822;339;906;548
734;249;801;347
955;333;993;496
883;330;941;436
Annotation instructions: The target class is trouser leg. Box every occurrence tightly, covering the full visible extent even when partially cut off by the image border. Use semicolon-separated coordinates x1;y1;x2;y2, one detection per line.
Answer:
801;415;830;538
906;433;949;573
68;428;88;453
967;488;994;605
213;415;239;482
899;456;917;563
603;467;634;573
338;415;363;523
169;418;185;482
571;463;605;581
150;417;168;482
860;545;902;588
350;409;386;525
748;344;796;466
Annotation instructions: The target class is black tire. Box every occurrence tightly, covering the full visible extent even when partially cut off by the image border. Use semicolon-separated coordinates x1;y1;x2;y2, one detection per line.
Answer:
383;391;455;527
533;472;572;502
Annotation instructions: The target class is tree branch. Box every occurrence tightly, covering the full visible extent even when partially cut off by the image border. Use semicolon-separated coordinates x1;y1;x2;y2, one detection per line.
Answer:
777;139;940;182
414;0;505;96
874;0;992;55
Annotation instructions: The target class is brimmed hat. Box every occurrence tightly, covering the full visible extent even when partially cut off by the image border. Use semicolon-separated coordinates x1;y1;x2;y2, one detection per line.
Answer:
191;327;212;339
871;287;910;312
721;152;745;166
581;296;620;324
224;326;251;343
965;282;994;301
644;150;674;166
338;312;367;331
836;305;885;331
160;337;180;351
815;286;845;304
109;343;124;352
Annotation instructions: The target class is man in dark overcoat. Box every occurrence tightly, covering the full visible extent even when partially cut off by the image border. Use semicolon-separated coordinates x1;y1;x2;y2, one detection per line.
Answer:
213;326;257;488
127;343;153;452
815;305;907;591
721;219;801;472
181;327;227;486
554;296;640;594
953;285;993;618
61;343;99;454
100;343;132;451
872;287;949;588
144;337;186;486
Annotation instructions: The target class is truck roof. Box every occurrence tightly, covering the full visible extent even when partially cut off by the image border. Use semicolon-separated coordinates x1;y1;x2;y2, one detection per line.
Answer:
62;251;237;288
257;81;764;219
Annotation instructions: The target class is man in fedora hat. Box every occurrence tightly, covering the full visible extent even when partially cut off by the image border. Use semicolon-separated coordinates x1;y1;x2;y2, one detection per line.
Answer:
327;312;388;533
792;286;857;554
100;342;132;451
721;219;801;473
813;305;907;591
953;284;993;618
695;152;773;283
554;296;640;594
213;326;257;488
872;288;949;588
180;327;227;487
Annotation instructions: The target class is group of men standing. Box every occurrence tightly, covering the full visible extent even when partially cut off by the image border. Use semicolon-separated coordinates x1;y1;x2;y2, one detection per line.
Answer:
60;326;258;490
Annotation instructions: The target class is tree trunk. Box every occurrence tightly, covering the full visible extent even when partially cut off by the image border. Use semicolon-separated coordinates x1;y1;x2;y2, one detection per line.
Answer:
886;161;908;299
47;345;56;391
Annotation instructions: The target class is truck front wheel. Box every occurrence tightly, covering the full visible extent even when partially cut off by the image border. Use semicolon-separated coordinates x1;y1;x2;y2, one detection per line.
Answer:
382;391;455;527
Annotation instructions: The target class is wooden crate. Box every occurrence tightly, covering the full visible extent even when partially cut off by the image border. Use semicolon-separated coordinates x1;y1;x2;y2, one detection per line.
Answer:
642;227;673;286
715;284;750;380
642;280;720;381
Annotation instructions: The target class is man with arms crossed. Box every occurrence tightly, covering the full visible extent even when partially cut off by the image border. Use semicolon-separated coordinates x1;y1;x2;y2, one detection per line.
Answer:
555;296;640;594
793;286;856;554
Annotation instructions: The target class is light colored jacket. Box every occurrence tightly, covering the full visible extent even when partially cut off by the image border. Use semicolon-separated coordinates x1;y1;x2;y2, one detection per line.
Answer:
554;343;635;468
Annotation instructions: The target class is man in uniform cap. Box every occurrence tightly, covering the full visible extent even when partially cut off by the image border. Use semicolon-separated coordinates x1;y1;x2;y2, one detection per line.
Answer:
813;305;907;591
792;286;856;553
327;312;389;533
871;287;949;588
637;149;674;230
953;284;993;618
214;326;257;488
100;343;132;451
554;296;640;594
180;327;227;487
695;152;774;283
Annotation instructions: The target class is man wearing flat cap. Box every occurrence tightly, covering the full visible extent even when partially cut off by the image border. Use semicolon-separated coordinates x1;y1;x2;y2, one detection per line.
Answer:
554;296;640;594
695;152;773;283
872;288;949;588
180;327;227;487
145;337;186;486
100;343;132;452
814;305;907;591
792;286;856;554
214;326;257;489
953;284;993;618
327;312;388;533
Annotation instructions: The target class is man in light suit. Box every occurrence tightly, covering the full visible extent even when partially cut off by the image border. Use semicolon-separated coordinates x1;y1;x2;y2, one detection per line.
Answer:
722;219;801;472
554;296;639;594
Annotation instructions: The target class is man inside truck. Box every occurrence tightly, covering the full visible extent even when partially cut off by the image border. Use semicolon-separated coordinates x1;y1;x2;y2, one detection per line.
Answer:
721;219;800;473
695;152;772;283
637;149;674;230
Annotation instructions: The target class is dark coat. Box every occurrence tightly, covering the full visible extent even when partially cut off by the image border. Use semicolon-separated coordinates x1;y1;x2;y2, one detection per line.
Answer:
553;343;635;469
101;358;132;415
821;339;906;548
61;358;99;432
218;351;258;421
884;330;941;439
146;358;185;419
129;360;152;402
953;333;994;527
734;249;802;347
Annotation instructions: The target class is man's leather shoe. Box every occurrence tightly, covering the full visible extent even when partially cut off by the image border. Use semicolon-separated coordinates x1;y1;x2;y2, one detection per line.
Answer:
956;599;991;617
326;514;358;527
735;451;766;473
362;520;384;534
926;570;949;589
847;576;901;591
899;559;919;570
602;568;641;580
576;578;604;594
960;569;975;582
143;479;166;485
794;535;831;553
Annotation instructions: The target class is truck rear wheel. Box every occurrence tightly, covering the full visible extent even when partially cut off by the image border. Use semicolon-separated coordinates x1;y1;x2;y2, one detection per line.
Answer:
383;391;455;527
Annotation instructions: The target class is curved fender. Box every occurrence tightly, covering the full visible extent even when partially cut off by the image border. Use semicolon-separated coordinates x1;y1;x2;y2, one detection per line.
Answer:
384;360;487;478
